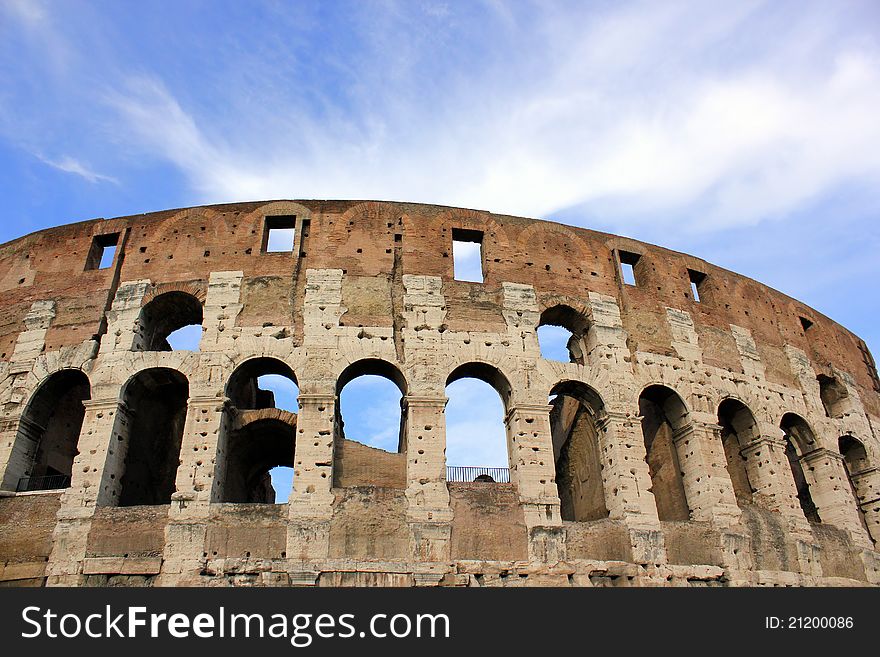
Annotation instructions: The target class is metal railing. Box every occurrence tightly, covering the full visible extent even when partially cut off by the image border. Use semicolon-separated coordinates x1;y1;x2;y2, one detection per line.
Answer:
446;466;510;483
16;474;71;492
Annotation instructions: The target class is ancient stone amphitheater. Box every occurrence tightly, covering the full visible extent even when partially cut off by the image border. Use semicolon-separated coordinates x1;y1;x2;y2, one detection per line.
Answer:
0;200;877;587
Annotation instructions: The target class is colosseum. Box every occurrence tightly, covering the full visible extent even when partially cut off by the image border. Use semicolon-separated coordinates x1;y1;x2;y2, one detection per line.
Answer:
0;199;878;587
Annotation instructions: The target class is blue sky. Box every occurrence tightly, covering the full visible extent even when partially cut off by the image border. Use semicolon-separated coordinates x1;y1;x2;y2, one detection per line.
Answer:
3;1;879;500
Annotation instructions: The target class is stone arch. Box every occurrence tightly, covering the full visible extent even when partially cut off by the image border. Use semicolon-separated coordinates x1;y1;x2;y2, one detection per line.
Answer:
717;397;759;506
219;415;296;503
818;374;849;419
639;384;691;521
2;368;91;491
537;304;591;365
779;412;820;523
444;361;513;479
332;359;408;489
549;379;608;521
447;361;512;410
838;435;878;544
112;367;189;506
135;289;204;352
226;357;299;410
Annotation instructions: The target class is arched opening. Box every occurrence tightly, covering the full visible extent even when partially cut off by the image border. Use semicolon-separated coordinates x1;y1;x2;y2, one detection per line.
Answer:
838;435;875;542
537;305;588;364
117;368;189;506
639;385;690;521
779;413;820;523
3;370;90;492
225;358;299;501
222;418;296;503
445;362;511;483
550;380;608;521
333;359;407;488
227;358;299;411
717;398;758;506
136;291;204;352
818;375;848;418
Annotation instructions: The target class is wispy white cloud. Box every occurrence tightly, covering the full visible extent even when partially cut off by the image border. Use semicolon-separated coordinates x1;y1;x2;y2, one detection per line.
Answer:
53;1;876;234
35;153;119;185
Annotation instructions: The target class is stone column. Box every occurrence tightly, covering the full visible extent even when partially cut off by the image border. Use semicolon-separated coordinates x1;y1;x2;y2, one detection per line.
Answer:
505;402;565;562
99;281;150;354
800;448;872;547
596;411;667;564
78;398;132;508
740;436;801;516
200;271;244;350
739;435;820;575
850;466;880;546
286;391;336;561
172;395;228;505
45;397;130;585
161;395;229;585
672;420;741;526
403;395;452;561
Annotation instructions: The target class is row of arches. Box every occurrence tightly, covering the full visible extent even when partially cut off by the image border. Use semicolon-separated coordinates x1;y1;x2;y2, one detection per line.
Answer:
553;381;876;543
129;291;593;366
4;357;877;546
1;358;513;504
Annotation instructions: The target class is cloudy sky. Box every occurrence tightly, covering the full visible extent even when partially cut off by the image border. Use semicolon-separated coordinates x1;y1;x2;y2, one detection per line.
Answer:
2;1;879;499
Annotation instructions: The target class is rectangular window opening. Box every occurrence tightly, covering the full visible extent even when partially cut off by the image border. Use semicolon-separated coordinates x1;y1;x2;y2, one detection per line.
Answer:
85;233;120;271
263;215;296;253
452;228;484;283
619;250;640;286
688;269;706;303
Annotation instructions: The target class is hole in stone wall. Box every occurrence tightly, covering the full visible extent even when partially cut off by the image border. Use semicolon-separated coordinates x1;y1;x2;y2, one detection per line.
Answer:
619;250;640;286
688;269;706;303
452;228;484;283
262;215;296;253
85;233;120;271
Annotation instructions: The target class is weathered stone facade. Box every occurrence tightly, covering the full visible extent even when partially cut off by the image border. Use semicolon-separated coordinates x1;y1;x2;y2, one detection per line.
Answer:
0;199;878;587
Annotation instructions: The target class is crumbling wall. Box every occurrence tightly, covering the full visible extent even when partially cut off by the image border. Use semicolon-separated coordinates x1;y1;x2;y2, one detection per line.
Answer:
0;199;878;588
333;439;406;489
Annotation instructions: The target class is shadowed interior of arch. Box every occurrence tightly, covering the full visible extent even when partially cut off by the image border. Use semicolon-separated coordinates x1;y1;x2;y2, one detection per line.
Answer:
116;368;189;506
780;413;820;523
639;385;690;522
550;381;608;521
137;291;204;352
2;370;90;492
838;435;874;541
224;358;299;503
717;398;759;507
